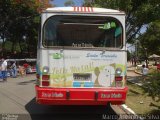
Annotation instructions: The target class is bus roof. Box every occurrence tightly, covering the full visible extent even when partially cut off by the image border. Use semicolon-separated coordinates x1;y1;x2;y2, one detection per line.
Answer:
44;7;125;14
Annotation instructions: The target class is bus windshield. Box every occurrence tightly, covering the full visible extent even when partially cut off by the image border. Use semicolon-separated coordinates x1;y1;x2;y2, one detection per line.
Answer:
43;15;123;48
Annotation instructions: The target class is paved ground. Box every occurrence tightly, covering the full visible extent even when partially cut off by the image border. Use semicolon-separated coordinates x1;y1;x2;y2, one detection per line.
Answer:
0;75;36;114
0;75;120;120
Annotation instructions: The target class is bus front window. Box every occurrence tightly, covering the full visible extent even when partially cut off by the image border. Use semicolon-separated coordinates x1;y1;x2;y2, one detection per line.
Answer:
43;15;123;48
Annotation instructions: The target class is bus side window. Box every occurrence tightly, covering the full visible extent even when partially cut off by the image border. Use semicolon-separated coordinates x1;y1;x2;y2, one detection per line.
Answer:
44;19;60;46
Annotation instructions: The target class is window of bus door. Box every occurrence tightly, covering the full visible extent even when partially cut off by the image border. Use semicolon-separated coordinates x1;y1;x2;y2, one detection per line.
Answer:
43;15;123;49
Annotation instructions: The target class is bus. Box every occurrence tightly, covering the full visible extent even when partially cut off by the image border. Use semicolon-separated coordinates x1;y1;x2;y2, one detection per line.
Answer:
35;7;128;105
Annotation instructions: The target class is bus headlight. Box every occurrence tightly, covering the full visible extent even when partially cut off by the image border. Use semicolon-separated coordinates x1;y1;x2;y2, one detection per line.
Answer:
115;68;122;76
43;66;49;73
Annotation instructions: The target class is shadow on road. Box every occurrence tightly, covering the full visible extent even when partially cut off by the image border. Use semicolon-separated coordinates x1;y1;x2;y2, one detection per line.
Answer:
25;98;117;120
17;80;36;85
127;75;145;85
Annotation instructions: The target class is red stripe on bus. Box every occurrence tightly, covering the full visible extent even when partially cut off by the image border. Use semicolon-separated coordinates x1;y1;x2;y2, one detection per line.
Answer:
91;7;93;12
77;7;79;12
87;7;90;12
80;7;83;12
73;7;92;12
84;7;86;12
73;7;94;12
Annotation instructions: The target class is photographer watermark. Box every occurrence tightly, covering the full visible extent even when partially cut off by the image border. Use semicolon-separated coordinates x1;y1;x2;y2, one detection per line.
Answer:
1;114;19;120
102;114;160;120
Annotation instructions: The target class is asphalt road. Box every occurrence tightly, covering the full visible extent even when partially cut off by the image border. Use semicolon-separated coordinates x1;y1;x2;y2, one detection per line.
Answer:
0;75;118;120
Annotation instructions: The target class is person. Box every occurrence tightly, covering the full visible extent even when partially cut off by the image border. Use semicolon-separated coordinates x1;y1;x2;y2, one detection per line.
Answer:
1;58;8;82
142;65;149;75
11;61;17;78
18;65;25;77
142;65;149;81
0;63;2;80
23;63;29;75
131;58;134;66
154;59;157;66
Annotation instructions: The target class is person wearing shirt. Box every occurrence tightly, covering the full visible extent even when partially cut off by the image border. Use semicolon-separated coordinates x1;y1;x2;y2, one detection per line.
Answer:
142;65;149;75
1;58;8;81
11;61;17;78
142;64;149;81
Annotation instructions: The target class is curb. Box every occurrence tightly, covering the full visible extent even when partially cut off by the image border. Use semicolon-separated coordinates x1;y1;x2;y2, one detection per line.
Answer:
127;78;143;86
120;104;135;114
134;70;143;75
119;104;143;120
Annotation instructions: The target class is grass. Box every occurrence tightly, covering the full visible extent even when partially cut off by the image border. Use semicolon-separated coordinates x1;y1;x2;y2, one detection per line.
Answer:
126;82;160;114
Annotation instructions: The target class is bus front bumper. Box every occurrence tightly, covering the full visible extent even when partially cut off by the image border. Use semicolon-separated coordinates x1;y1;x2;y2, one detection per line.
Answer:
35;85;128;105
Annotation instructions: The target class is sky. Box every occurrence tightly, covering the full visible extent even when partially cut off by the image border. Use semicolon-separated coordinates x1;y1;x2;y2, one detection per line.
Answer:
52;0;84;7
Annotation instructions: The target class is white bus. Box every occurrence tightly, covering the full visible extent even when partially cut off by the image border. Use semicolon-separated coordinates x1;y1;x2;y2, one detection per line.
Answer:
35;7;128;105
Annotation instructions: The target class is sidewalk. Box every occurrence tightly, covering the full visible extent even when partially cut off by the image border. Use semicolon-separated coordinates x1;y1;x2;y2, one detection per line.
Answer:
127;62;144;86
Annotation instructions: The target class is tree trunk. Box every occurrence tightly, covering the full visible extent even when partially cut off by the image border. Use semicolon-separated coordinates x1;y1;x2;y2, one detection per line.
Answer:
19;39;23;54
27;39;30;57
11;41;15;53
1;37;5;57
0;32;7;57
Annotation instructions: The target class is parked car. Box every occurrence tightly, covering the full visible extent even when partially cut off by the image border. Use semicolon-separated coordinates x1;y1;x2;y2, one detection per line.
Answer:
26;65;36;74
157;64;160;70
6;59;36;75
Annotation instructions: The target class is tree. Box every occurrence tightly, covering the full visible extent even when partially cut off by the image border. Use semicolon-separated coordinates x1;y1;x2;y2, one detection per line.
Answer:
138;20;160;55
83;0;160;43
0;0;53;58
130;10;160;102
6;0;40;55
36;0;53;13
127;50;132;61
64;0;75;7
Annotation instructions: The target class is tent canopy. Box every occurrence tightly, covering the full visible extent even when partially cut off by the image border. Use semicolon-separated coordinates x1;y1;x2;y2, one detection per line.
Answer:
149;54;160;59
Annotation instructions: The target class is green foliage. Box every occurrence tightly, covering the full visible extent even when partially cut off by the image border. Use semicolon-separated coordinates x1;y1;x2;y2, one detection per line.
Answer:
64;0;75;7
0;0;41;57
83;0;160;43
139;20;160;55
4;41;12;52
143;71;160;102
